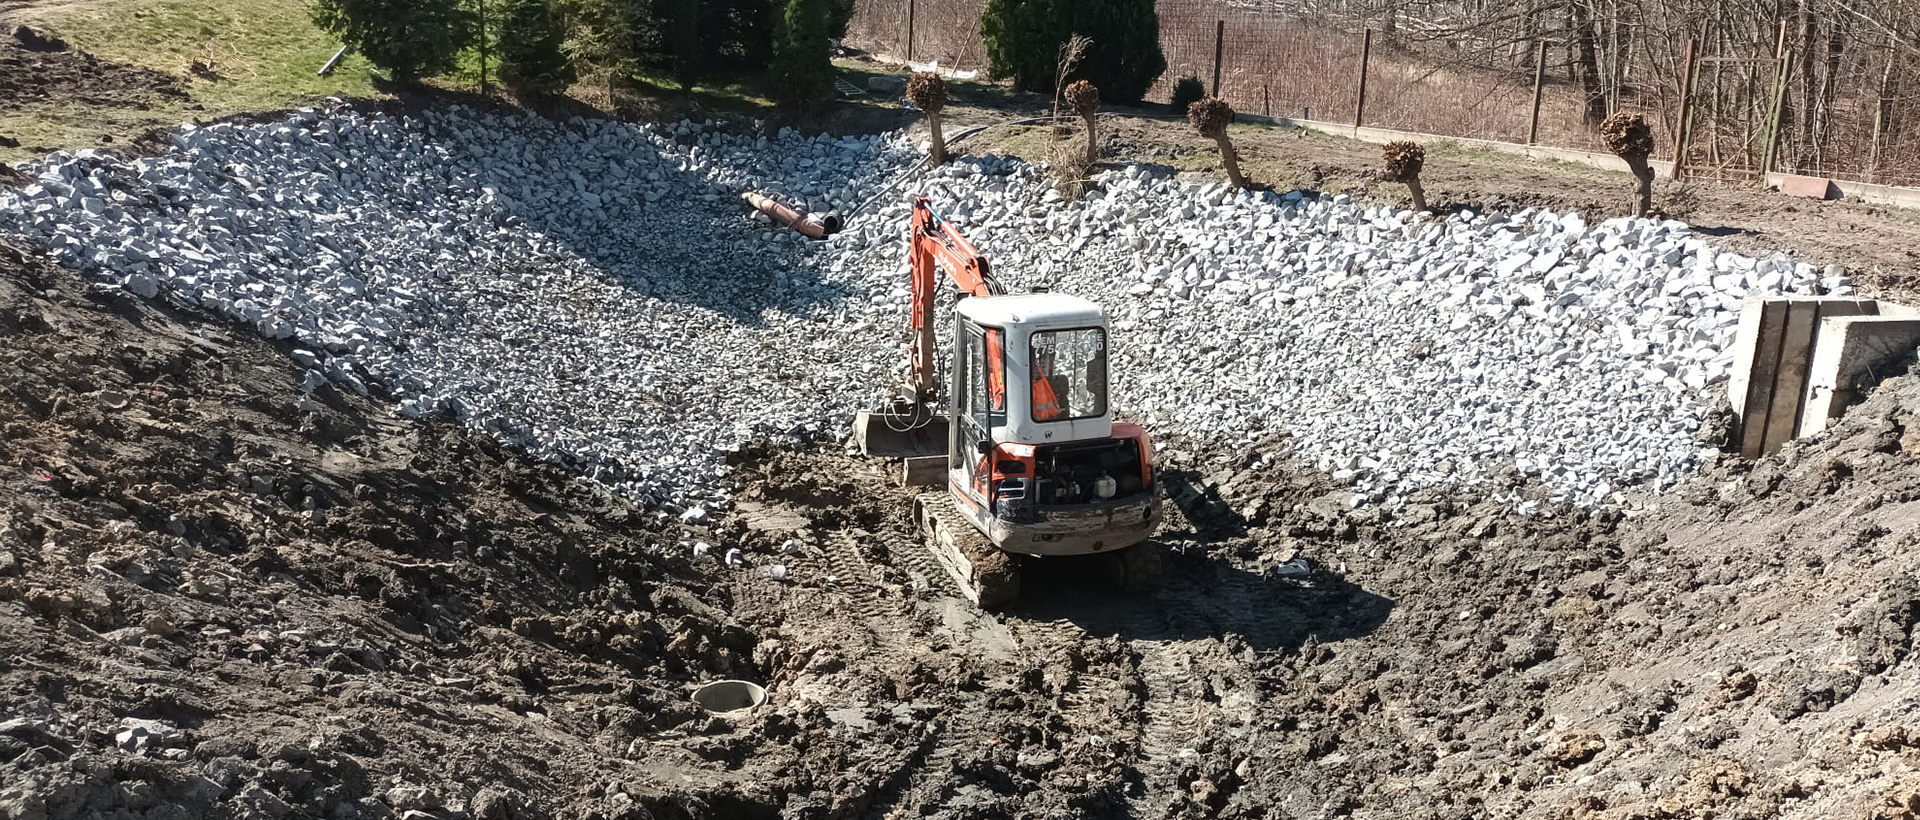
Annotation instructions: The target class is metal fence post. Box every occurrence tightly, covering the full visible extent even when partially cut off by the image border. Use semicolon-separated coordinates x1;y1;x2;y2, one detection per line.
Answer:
1354;29;1373;128
1212;20;1225;97
1669;36;1698;179
1527;40;1547;144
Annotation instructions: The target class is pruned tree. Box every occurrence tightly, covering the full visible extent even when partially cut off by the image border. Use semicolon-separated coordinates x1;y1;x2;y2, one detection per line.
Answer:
771;0;834;109
498;0;576;97
1189;97;1247;189
1064;79;1099;166
1600;112;1656;216
907;72;949;165
310;0;474;82
1382;141;1428;211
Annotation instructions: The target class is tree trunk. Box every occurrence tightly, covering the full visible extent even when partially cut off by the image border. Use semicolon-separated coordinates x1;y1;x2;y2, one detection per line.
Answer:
1213;135;1247;188
1813;18;1847;169
928;112;947;165
1868;41;1896;182
1568;0;1607;126
1796;7;1817;168
673;0;700;91
1082;114;1097;166
1626;156;1654;216
1405;177;1427;211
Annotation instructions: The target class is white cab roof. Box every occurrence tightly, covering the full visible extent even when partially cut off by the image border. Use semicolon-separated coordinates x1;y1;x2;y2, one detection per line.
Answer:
956;293;1107;328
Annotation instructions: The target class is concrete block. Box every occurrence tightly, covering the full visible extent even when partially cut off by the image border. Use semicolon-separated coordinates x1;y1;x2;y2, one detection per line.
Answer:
1730;296;1878;457
1778;174;1838;200
1759;300;1826;454
1730;299;1788;458
1798;315;1920;438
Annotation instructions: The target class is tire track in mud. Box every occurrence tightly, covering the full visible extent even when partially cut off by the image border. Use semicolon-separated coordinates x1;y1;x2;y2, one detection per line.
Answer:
1022;551;1273;816
739;456;1270;816
773;504;1024;819
818;529;895;623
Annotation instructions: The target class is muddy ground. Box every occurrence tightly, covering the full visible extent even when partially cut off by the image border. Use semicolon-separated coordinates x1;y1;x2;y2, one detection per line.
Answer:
11;212;1920;819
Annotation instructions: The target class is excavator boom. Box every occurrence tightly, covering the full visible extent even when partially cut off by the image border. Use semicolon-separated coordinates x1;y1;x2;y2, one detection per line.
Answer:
907;199;1003;398
854;198;1001;460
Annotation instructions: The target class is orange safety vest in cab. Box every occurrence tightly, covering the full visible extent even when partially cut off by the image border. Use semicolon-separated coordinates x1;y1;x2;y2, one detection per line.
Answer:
1032;375;1064;420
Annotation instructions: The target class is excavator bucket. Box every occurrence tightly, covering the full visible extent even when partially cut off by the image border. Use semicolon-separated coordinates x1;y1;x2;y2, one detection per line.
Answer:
852;409;948;459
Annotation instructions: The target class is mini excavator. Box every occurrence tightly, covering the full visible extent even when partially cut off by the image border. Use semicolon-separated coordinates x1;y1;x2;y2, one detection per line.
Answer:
853;197;1162;610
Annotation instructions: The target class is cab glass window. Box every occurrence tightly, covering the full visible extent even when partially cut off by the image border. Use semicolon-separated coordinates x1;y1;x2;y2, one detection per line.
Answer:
1029;328;1107;422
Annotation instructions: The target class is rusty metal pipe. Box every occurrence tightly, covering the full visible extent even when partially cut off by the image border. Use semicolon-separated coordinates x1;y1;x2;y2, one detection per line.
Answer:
743;192;841;239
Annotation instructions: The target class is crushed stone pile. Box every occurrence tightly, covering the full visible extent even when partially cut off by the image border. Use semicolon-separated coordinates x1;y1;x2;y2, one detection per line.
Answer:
0;105;1851;509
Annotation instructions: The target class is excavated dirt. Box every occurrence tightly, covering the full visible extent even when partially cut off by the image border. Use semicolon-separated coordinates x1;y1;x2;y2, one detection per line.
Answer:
0;28;189;115
10;137;1920;814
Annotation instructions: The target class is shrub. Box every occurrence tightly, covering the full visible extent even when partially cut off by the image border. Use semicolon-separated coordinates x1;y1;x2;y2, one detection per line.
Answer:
310;0;474;82
498;0;576;96
771;0;834;108
826;0;856;40
980;0;1165;103
1170;75;1205;113
564;0;777;84
564;0;639;100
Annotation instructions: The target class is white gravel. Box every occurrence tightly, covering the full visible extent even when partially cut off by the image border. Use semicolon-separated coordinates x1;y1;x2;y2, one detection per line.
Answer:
0;104;1848;510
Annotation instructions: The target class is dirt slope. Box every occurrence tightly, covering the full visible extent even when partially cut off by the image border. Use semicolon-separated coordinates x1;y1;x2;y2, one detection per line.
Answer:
0;239;813;818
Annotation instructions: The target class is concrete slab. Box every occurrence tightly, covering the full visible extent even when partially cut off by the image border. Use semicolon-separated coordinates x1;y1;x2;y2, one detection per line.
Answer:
1799;316;1920;438
1778;174;1838;200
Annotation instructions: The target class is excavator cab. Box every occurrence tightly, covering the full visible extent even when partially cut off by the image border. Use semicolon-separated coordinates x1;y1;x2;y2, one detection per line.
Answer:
852;197;1162;609
945;295;1158;557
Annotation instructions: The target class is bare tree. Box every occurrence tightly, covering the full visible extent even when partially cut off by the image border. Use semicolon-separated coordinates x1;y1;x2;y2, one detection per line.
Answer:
1189;97;1249;189
1065;79;1100;166
1601;111;1656;215
907;72;949;166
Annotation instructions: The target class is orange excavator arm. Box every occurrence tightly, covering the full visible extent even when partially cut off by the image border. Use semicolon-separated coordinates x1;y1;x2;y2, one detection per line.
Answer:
907;196;1005;399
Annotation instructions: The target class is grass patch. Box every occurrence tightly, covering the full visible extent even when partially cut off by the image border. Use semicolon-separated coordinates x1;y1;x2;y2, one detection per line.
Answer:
3;0;386;162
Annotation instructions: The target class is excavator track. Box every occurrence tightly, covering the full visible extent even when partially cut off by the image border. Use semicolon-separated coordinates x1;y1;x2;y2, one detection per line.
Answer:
914;492;1020;611
1107;540;1163;596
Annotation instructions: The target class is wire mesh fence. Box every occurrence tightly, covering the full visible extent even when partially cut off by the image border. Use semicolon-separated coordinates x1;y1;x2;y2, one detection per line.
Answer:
843;0;1920;187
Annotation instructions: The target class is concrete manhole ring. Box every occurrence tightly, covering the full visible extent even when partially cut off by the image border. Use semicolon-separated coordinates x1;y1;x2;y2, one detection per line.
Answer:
692;680;766;713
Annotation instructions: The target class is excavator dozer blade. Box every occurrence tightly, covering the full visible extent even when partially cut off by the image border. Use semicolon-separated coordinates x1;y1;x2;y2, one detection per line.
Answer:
851;409;949;459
